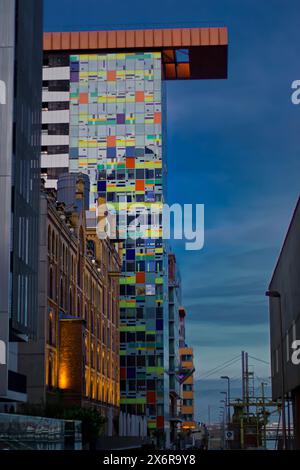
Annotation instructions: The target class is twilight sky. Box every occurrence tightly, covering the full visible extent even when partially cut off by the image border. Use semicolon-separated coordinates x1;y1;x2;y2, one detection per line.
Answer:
44;0;300;388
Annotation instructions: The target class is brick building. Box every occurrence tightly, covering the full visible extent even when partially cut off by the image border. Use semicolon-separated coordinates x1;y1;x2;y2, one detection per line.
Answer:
19;175;122;433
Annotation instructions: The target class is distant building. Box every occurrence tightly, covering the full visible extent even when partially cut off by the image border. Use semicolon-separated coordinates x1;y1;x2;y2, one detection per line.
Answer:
19;175;122;434
268;197;300;449
0;0;43;405
179;307;196;431
168;253;182;444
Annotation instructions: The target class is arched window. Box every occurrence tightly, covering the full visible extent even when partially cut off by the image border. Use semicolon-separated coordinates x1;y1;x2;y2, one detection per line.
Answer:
60;278;64;308
62;246;65;272
91;311;94;334
69;288;73;315
77;296;81;318
48;312;54;345
48;356;53;389
48;226;51;254
49;267;54;299
52;231;55;258
77;227;84;288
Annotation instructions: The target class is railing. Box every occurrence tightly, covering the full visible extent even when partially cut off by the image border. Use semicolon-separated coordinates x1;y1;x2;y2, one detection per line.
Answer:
0;413;82;450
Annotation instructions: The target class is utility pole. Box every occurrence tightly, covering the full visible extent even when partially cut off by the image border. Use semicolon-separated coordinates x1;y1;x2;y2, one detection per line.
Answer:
245;352;249;413
242;351;245;405
261;382;267;448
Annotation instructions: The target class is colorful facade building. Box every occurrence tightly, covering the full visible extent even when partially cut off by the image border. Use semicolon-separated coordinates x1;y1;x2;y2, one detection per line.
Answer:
179;307;196;431
40;27;227;442
19;175;122;433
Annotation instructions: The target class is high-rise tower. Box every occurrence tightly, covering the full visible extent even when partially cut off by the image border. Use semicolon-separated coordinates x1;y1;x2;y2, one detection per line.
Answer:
41;27;227;442
0;0;43;404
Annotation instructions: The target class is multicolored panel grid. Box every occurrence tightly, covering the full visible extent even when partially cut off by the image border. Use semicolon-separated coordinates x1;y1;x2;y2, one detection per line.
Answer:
68;52;167;429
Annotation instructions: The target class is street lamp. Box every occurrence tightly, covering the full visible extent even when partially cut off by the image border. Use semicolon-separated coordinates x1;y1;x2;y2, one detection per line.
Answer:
221;376;231;422
266;289;287;450
220;391;228;423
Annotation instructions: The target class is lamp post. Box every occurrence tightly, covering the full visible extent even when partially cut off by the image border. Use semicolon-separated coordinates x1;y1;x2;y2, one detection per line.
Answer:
220;404;226;449
221;375;231;422
266;290;287;450
220;391;228;424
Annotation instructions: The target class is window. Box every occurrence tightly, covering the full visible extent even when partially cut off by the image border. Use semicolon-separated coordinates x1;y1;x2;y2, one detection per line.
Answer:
60;278;64;308
48;101;69;111
48;356;53;389
48;123;69;135
48;80;69;92
183;384;193;391
183;399;193;407
48;226;51;253
48;54;69;67
48;312;54;345
49;267;54;299
47;145;69;155
69;289;73;315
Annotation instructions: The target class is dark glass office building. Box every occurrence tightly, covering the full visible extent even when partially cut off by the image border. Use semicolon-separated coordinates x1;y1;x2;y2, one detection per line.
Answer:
0;0;43;403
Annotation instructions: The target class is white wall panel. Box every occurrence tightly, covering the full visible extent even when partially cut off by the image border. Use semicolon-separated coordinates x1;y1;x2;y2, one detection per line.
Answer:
41;154;69;168
42;110;69;124
42;91;69;102
42;135;69;146
43;66;70;80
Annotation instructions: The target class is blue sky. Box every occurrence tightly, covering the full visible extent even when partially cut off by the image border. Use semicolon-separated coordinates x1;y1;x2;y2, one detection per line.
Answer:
44;0;300;396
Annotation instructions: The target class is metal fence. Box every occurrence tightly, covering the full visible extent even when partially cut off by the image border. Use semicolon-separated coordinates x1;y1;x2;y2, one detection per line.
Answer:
0;413;82;450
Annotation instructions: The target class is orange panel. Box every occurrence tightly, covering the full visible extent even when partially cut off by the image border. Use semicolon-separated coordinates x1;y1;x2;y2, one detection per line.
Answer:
52;32;61;50
154;29;163;47
125;30;135;48
135;30;144;48
177;63;190;79
79;93;88;104
107;70;116;81
147;391;156;403
209;27;219;45
117;30;126;48
144;29;154;47
181;28;191;46
163;29;172;47
89;31;98;49
157;416;164;428
136;180;144;191
172;28;182;46
44;32;52;50
165;63;176;79
135;91;144;102
79;32;89;49
191;28;200;46
107;30;117;48
219;27;228;45
126;157;135;169
70;32;80;50
98;31;107;49
163;49;175;63
154;112;161;124
136;272;145;283
201;28;210;46
61;32;70;50
43;27;228;50
107;136;116;146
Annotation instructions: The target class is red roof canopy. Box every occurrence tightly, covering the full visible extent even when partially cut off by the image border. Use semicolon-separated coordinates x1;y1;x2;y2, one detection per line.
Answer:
44;27;228;80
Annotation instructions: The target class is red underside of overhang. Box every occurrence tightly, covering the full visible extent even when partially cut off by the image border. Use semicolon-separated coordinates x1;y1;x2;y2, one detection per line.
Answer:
44;27;228;80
